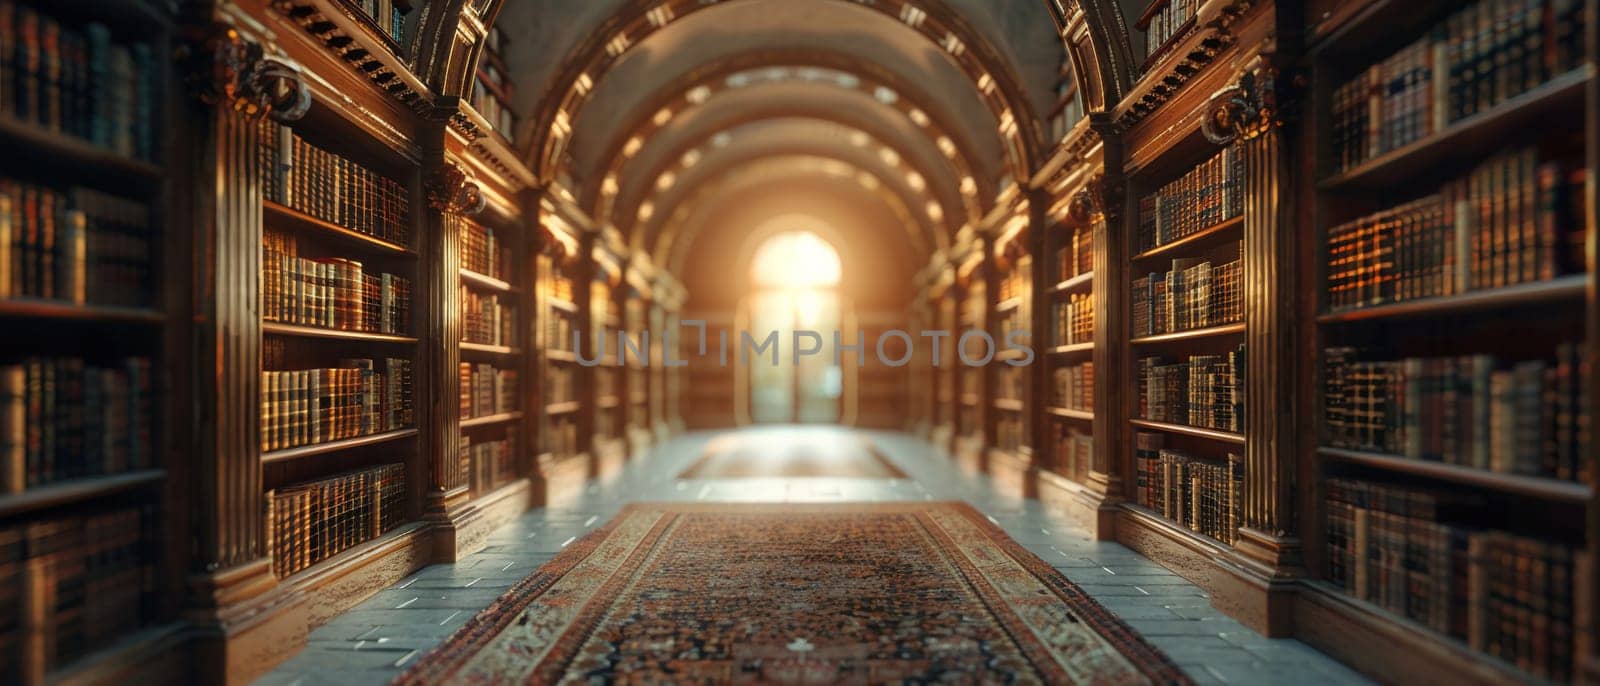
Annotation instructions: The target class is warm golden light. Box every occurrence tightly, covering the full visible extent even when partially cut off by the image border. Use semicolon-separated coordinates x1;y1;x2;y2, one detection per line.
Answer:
750;228;842;289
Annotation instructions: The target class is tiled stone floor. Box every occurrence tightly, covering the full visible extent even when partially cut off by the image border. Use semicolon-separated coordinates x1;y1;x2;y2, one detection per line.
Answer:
258;427;1372;685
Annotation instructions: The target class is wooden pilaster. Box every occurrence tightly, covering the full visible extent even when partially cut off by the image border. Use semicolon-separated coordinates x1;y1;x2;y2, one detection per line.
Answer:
1201;56;1303;636
179;12;313;683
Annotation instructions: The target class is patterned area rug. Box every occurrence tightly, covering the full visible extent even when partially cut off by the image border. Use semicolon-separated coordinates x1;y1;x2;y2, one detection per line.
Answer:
678;431;907;479
398;503;1190;685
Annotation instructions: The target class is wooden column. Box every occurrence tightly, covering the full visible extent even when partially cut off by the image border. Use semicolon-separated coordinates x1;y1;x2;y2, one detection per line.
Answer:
423;162;489;560
1085;113;1126;538
1581;0;1600;679
1201;57;1303;635
179;14;313;683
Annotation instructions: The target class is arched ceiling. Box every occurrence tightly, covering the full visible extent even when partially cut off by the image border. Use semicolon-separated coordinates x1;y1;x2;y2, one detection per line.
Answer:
476;0;1132;285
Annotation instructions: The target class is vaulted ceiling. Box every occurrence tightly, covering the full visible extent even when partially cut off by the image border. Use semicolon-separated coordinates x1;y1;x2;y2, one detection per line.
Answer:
461;0;1134;284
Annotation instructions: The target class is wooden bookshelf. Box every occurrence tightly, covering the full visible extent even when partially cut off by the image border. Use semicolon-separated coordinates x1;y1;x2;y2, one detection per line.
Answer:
1046;406;1093;421
262;321;419;344
264;200;416;256
1128;419;1246;445
261;428;420;464
0;2;186;681
1129;322;1247;345
1299;1;1597;681
1129;214;1243;263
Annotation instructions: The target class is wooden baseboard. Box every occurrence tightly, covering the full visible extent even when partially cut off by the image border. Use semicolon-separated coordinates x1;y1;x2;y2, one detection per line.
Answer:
288;522;434;628
433;479;534;561
1294;580;1529;685
54;623;188;686
1036;470;1115;539
1114;505;1293;636
985;448;1034;499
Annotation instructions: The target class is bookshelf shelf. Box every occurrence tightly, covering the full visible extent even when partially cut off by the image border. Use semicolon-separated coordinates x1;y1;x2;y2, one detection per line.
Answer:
0;115;163;182
996;297;1022;313
1047;406;1093;421
1319;66;1593;191
1046;342;1094;355
547;297;579;313
544;349;578;363
460;411;524;429
993;398;1024;411
1128;419;1246;445
279;521;430;589
262;322;418;344
545;400;581;415
960;393;979;406
0;299;166;323
1317;275;1587;324
1120;503;1234;554
260;428;419;464
1131;215;1243;263
1318;447;1591;503
0;470;166;519
1049;271;1094;294
459;268;515;293
598;396;620;408
264;200;416;257
460;342;520;356
1130;322;1246;345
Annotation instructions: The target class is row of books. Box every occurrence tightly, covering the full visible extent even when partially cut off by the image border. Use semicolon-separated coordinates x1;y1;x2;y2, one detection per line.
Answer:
461;288;516;348
464;431;517;494
545;272;575;304
1051;424;1093;483
998;262;1028;301
997;303;1028;347
1138;348;1245;433
264;230;411;334
1325;478;1575;681
0;182;152;307
1056;225;1093;282
544;310;575;353
1052;361;1093;411
0;356;152;492
353;0;407;44
0;3;157;159
0;505;155;680
259;121;411;248
259;358;414;453
1053;292;1094;345
1325;148;1586;312
458;362;516;420
267;463;406;579
1330;0;1588;173
472;63;516;142
995;414;1025;453
1323;344;1588;482
1131;249;1244;337
1139;0;1195;61
459;218;511;282
1136;146;1244;252
545;365;575;405
542;415;580;456
1133;433;1244;544
995;365;1024;404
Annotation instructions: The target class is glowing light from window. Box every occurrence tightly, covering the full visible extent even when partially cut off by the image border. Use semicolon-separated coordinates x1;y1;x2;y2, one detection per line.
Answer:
750;230;841;289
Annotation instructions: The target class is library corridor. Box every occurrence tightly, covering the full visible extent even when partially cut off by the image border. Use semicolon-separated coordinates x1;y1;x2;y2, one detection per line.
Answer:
0;0;1594;684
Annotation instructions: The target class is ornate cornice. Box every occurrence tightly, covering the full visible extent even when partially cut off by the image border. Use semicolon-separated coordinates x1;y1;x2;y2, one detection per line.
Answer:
269;0;436;117
1113;0;1255;132
182;21;311;123
1202;58;1289;145
426;163;487;215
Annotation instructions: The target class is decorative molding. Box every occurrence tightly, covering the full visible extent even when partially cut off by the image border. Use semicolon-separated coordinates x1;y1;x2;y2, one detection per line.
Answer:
1113;0;1255;132
1201;60;1281;145
426;163;487;215
269;0;437;116
183;21;311;123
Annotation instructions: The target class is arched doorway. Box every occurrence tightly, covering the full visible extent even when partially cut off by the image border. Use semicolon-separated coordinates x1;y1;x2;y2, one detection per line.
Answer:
743;227;845;424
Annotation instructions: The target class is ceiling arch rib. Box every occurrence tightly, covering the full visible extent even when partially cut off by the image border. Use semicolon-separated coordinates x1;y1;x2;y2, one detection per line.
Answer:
603;91;973;232
656;159;933;277
514;0;1047;186
581;57;996;221
624;120;957;250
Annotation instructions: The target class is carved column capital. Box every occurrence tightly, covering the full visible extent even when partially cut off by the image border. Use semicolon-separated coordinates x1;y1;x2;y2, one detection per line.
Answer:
1201;60;1288;145
183;21;311;123
426;163;487;215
